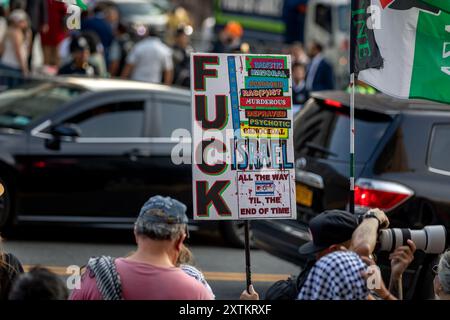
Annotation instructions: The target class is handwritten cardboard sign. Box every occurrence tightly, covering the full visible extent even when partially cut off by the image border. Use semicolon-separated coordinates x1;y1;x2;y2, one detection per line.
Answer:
191;53;296;220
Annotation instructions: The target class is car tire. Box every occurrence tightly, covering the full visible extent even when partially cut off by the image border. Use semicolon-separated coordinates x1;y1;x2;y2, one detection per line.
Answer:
220;221;256;248
0;176;13;232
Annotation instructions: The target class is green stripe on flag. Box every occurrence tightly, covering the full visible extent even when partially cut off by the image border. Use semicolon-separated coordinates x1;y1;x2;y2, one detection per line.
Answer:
409;10;450;104
419;0;450;13
76;0;88;11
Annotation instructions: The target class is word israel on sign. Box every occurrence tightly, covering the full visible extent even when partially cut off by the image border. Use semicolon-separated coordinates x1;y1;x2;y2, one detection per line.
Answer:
191;53;296;220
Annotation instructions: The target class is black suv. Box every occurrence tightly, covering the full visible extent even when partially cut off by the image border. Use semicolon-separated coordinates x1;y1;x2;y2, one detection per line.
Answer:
252;91;450;299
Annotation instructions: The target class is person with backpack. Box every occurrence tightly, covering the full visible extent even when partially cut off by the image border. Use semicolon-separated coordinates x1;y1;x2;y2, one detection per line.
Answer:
298;250;397;300
264;210;361;300
264;209;415;300
70;195;213;300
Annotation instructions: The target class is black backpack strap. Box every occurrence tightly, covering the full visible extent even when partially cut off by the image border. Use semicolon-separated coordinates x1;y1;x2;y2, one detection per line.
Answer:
296;259;316;294
87;256;122;300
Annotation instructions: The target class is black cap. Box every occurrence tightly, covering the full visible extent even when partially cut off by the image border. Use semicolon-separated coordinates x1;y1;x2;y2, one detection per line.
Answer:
298;210;358;257
70;36;89;53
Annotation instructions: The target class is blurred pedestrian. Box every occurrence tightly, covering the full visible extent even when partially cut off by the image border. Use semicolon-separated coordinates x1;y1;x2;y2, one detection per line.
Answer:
166;6;192;46
8;266;68;300
58;35;98;76
433;250;450;300
212;21;243;53
70;195;213;300
305;41;334;94
25;0;48;68
108;23;133;77
58;30;76;66
80;30;107;77
0;9;31;87
103;5;119;34
40;0;67;67
81;4;114;63
0;5;7;53
292;62;307;112
0;237;24;300
290;42;309;65
121;27;173;85
172;25;193;87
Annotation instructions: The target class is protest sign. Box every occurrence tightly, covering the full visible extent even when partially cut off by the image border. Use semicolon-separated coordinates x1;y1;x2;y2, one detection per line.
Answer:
191;53;296;220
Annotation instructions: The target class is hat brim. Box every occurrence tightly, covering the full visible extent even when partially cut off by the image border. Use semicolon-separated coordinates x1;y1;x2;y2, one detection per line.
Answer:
298;241;327;257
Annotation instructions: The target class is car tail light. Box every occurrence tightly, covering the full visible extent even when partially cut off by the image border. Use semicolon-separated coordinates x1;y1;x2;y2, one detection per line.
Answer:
324;99;343;108
355;178;414;212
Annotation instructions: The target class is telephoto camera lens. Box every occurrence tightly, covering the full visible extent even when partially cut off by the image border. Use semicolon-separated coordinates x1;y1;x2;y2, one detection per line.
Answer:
378;225;447;254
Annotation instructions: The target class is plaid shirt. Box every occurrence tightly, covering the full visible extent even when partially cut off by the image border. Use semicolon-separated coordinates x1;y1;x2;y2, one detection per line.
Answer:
297;251;369;300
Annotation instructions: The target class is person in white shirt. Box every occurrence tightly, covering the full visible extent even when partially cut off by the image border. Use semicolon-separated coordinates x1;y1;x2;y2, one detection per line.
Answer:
1;9;31;76
0;6;7;53
121;28;173;85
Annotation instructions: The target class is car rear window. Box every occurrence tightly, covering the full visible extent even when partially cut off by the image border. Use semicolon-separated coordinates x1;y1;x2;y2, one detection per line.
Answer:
428;124;450;174
293;99;393;163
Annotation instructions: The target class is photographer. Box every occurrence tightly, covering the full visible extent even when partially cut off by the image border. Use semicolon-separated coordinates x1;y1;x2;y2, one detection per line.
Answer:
264;209;360;300
294;208;415;300
351;208;416;299
262;208;415;300
433;250;450;300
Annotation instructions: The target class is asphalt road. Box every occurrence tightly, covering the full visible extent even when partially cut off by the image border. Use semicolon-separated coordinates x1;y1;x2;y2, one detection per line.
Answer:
2;227;300;300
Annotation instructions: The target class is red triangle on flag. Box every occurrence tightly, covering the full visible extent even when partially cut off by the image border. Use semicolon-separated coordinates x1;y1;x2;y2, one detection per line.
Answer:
379;0;394;9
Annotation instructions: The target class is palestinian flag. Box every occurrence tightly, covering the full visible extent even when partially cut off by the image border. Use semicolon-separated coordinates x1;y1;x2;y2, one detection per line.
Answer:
351;0;450;103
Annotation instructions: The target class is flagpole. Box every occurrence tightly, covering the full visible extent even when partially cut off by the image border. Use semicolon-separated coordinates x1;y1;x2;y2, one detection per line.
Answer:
350;73;356;215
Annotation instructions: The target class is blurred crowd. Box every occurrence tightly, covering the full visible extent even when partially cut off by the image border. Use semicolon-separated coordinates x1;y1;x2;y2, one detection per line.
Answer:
0;0;195;86
0;0;338;110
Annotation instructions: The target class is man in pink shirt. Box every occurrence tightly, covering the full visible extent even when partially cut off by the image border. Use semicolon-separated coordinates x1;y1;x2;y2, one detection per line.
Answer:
70;196;213;300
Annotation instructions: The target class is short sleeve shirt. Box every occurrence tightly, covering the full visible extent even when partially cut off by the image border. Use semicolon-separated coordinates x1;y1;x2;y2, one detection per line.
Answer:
70;258;214;300
126;37;173;83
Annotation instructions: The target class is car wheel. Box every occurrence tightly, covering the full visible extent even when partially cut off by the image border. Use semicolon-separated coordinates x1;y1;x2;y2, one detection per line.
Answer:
0;177;12;230
220;221;255;248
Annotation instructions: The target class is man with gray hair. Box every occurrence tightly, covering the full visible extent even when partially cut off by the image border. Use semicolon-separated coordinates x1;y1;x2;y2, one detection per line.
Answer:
70;195;213;300
434;250;450;300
